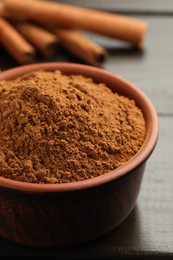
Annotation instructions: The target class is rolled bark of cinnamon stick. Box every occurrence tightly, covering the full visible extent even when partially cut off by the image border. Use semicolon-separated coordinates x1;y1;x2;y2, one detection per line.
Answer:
12;21;58;58
0;2;4;16
0;1;26;21
4;0;148;46
0;17;36;64
51;28;108;67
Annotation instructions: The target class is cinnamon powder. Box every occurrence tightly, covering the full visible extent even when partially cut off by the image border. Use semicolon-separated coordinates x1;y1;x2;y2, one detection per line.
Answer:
0;70;146;184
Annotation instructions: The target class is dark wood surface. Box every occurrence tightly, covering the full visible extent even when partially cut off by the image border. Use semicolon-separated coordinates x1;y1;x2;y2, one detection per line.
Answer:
0;0;173;258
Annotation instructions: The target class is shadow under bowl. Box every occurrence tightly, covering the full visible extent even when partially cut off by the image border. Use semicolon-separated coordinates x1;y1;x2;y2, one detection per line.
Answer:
0;62;159;247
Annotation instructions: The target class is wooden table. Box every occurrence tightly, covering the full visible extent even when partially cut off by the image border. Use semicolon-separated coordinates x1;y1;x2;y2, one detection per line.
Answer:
0;0;173;258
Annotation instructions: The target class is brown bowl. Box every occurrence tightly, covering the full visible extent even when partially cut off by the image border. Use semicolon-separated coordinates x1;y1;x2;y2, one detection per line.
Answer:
0;62;158;247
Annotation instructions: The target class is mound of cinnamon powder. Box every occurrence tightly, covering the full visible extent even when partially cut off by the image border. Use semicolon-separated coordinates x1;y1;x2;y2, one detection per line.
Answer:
0;70;146;184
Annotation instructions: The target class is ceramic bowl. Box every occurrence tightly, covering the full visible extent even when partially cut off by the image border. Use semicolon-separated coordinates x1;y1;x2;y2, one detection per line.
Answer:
0;62;158;247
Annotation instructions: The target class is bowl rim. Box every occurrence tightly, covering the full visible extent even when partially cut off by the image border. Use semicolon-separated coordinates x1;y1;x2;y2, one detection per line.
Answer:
0;62;159;192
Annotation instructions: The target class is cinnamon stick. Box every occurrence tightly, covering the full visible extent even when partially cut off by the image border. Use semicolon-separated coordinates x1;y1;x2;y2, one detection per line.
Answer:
0;1;26;21
0;2;4;16
4;0;148;47
51;28;108;67
12;21;58;58
0;17;36;64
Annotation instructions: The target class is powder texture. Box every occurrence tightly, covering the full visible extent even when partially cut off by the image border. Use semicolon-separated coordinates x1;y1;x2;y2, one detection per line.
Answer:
0;70;146;184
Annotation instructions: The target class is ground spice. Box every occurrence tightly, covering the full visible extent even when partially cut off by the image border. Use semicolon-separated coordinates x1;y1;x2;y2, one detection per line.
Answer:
0;70;146;184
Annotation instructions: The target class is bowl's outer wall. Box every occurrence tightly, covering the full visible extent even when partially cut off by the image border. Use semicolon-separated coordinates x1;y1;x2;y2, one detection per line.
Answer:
0;163;145;247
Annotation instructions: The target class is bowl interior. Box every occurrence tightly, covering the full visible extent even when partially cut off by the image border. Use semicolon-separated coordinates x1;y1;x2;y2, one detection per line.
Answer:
0;62;159;192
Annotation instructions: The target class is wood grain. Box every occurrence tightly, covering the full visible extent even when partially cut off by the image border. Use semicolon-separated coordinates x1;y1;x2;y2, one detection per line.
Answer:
58;0;173;13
